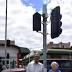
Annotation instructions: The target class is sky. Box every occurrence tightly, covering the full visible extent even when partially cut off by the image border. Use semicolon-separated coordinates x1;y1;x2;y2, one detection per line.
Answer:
0;0;72;50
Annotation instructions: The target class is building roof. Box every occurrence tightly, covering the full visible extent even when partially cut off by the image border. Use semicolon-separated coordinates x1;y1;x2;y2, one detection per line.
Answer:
0;40;30;56
48;42;71;48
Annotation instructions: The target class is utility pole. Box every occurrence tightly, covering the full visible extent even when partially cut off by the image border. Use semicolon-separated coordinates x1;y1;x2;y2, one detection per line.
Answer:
5;0;8;67
42;4;47;72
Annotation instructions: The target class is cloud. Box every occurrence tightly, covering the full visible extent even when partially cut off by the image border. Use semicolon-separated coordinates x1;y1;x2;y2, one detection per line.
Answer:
0;0;43;49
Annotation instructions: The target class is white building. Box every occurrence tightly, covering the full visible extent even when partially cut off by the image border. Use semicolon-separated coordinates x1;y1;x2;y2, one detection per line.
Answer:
0;40;21;68
0;40;30;68
0;40;19;60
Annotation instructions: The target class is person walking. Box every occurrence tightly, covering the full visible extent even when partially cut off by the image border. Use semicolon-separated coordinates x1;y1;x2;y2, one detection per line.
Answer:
0;63;3;72
26;52;45;72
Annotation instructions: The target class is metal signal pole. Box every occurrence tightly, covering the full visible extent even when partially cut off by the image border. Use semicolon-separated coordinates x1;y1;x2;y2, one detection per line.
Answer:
42;4;47;72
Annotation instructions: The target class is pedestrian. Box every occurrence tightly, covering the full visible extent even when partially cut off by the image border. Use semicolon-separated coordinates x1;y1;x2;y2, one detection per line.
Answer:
2;65;7;70
26;52;45;72
0;63;3;72
48;61;61;72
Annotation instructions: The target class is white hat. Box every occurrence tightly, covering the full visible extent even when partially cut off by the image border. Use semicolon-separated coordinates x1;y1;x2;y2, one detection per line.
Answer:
51;61;59;67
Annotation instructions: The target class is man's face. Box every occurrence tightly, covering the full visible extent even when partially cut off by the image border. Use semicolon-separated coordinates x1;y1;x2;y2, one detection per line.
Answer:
34;54;40;63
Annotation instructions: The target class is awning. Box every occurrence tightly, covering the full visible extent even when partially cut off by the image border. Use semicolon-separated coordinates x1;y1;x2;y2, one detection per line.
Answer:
19;47;30;56
47;49;72;55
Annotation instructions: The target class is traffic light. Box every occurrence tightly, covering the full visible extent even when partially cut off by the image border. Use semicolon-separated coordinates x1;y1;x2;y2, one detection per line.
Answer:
6;53;10;64
6;53;10;59
0;57;2;62
7;40;10;46
33;12;41;32
0;63;3;72
50;6;62;39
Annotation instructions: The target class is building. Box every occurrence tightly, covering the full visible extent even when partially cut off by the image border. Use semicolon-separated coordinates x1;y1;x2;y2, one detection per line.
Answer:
40;48;72;60
47;42;70;49
24;42;72;63
0;40;19;61
41;42;72;60
0;40;30;68
23;42;72;71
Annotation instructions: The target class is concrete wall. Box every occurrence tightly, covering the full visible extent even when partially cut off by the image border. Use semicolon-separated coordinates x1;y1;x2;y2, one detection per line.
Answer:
0;46;19;61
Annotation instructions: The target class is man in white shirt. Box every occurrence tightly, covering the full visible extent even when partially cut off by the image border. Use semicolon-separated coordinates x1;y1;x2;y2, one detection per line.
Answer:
26;52;45;72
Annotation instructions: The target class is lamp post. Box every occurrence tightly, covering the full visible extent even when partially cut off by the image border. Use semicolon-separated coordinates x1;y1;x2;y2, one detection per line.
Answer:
5;0;8;67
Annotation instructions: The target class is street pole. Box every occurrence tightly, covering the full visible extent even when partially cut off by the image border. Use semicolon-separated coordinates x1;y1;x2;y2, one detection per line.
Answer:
42;4;47;72
5;0;8;67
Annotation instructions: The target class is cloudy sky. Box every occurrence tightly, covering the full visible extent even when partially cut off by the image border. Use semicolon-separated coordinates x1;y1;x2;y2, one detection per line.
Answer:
0;0;72;50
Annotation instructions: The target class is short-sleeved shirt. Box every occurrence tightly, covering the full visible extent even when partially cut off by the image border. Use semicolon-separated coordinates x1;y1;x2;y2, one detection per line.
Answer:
26;60;45;72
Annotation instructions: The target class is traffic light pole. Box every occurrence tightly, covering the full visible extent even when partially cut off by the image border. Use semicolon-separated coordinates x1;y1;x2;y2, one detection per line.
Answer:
42;4;47;72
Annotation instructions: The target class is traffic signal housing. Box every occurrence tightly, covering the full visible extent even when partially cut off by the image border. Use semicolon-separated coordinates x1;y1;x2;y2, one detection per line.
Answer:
6;53;10;59
7;40;10;46
50;6;62;39
33;12;41;32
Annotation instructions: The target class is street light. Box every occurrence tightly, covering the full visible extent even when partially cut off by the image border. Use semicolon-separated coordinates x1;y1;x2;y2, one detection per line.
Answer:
5;0;8;67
